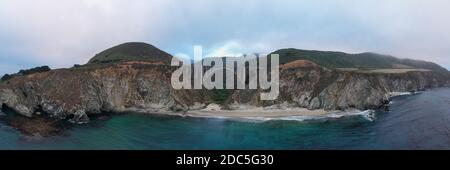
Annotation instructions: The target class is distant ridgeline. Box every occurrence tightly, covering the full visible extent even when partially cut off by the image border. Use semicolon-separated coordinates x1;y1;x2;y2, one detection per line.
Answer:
1;44;448;82
273;48;449;73
2;44;448;81
1;66;51;81
86;42;449;74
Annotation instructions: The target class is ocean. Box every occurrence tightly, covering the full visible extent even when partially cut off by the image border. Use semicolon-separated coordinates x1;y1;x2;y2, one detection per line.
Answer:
1;88;450;150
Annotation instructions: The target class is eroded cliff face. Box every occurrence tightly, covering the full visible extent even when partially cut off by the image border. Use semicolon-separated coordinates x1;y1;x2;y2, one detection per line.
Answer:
0;59;449;123
226;60;450;111
0;62;209;123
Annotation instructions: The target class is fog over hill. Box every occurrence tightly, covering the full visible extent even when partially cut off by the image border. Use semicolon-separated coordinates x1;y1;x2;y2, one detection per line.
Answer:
1;0;450;74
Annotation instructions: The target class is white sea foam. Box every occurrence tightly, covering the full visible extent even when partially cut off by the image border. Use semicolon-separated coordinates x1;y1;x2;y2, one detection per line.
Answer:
389;92;413;97
389;91;423;98
186;109;377;123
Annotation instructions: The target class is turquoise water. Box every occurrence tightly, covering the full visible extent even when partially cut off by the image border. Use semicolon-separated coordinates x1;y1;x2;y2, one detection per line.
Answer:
1;88;450;149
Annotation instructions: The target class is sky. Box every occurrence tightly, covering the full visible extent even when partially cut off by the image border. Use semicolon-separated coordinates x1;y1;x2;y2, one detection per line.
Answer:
0;0;449;74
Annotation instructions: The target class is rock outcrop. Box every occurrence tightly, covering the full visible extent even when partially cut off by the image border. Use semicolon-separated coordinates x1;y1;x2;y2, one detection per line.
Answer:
228;61;449;110
0;61;210;123
0;42;449;124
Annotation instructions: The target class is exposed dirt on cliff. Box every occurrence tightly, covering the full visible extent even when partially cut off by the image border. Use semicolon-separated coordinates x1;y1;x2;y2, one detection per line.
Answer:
0;43;449;137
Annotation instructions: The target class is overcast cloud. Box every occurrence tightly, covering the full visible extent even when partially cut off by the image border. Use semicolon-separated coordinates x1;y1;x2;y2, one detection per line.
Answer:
0;0;449;74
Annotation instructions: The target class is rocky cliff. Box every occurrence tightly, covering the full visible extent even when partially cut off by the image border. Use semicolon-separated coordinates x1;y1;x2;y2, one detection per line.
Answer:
0;42;449;124
0;61;210;124
227;60;450;111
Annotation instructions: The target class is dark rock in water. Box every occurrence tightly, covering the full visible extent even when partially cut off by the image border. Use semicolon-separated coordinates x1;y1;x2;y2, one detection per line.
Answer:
96;115;111;121
380;100;391;111
6;115;68;137
68;110;90;124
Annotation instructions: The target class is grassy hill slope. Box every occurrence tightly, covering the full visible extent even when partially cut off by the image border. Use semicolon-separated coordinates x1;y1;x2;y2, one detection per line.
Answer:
272;48;448;73
87;42;172;65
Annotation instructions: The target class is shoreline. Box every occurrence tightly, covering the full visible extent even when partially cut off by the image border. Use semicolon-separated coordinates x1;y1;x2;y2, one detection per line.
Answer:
389;91;422;98
186;107;329;118
126;106;376;122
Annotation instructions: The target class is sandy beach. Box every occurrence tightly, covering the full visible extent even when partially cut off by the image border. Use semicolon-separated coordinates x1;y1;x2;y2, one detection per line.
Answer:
124;104;372;121
186;108;329;118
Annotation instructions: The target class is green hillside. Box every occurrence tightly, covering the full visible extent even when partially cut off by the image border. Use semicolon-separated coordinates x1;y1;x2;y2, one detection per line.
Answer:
87;42;172;64
272;48;448;73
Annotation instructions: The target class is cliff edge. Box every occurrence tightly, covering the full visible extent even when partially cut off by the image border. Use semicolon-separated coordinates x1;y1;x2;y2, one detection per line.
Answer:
0;42;449;125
